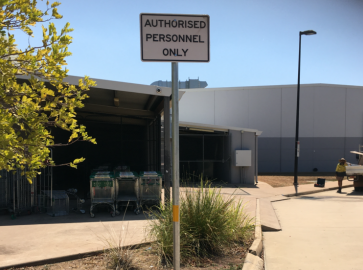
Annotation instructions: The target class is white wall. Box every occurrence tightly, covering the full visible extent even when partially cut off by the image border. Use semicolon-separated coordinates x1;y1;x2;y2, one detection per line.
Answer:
180;84;363;139
299;86;315;137
180;84;363;172
281;87;297;137
313;86;346;137
247;88;282;137
346;88;363;137
215;90;249;128
179;90;215;125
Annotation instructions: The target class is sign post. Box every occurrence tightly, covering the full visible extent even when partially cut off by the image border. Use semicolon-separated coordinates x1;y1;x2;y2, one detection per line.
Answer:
171;61;180;269
140;13;210;270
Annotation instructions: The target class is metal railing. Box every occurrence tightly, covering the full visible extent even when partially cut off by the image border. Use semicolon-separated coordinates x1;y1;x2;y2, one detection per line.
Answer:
0;164;53;217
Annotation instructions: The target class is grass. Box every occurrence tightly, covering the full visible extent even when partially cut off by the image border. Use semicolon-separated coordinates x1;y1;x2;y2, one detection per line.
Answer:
225;263;243;270
148;179;253;266
96;222;138;270
94;203;139;270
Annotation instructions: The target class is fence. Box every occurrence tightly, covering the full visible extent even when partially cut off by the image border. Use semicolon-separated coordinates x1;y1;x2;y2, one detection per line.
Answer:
0;165;53;217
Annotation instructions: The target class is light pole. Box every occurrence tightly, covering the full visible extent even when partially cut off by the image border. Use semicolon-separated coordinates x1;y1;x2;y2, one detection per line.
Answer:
294;30;317;194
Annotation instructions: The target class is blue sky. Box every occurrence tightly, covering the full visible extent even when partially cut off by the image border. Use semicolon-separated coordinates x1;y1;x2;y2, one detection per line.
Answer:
15;0;363;88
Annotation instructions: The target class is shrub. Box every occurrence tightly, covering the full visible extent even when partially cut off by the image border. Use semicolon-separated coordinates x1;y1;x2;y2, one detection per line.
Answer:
148;180;253;265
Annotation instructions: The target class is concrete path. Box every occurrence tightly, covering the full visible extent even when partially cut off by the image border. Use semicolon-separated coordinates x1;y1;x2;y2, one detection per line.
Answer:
0;211;150;269
263;187;363;270
0;180;353;269
0;187;257;269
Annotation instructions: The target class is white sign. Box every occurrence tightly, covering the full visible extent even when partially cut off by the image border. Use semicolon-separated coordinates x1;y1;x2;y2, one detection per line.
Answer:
140;13;210;62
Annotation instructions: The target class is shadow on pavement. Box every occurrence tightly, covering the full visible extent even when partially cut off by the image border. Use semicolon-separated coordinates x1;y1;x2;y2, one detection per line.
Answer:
346;190;363;196
0;199;149;227
179;184;252;195
0;186;254;227
296;190;363;201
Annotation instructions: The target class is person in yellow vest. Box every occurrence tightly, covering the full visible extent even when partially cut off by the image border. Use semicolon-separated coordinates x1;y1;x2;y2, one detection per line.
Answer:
335;158;350;193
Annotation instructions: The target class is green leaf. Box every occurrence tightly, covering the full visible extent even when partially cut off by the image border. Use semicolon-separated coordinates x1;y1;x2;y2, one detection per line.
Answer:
0;0;95;179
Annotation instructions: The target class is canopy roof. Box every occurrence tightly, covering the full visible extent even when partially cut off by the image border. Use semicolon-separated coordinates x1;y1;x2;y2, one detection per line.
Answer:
17;75;173;125
179;121;262;135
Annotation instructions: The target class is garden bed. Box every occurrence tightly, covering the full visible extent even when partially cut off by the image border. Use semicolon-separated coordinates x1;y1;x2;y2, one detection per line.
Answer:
9;228;254;270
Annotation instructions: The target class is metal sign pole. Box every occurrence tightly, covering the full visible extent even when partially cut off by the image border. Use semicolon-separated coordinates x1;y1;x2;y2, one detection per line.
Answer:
171;61;180;270
164;96;171;202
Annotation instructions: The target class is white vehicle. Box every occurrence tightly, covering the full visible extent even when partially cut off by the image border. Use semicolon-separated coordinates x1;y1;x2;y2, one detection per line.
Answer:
346;147;363;191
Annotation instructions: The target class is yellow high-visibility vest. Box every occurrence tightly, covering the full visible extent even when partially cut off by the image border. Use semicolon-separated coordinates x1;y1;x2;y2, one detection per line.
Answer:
336;163;347;173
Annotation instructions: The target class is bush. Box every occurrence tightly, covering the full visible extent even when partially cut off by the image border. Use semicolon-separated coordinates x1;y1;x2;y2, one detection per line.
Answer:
148;180;253;265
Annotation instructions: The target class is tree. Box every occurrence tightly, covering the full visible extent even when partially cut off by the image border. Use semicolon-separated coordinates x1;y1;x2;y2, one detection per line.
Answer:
0;0;96;183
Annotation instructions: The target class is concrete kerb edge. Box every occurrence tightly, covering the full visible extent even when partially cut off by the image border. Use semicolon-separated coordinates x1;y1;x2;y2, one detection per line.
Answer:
283;184;353;197
0;242;154;270
248;198;262;256
243;198;263;270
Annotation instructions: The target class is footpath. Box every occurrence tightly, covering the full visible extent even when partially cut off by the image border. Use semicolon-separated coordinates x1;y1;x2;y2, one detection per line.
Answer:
0;180;352;269
263;186;363;270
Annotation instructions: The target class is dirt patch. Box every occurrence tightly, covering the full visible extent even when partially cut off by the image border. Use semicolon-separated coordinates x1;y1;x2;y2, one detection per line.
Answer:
9;229;254;270
258;175;337;188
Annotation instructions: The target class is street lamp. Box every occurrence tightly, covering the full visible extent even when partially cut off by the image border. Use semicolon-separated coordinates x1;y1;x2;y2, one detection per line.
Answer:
294;30;317;194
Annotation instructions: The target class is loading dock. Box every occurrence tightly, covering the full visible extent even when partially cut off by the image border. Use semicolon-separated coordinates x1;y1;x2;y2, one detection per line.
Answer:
51;76;171;198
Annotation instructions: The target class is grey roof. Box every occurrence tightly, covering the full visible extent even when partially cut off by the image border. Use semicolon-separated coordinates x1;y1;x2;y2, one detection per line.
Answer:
179;121;262;136
17;74;171;96
181;83;363;92
151;78;208;89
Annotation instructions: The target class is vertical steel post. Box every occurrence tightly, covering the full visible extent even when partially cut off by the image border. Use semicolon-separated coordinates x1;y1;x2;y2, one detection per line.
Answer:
147;125;150;170
50;148;53;210
255;134;258;184
172;62;180;270
202;135;204;176
164;96;171;202
294;32;302;194
13;172;15;214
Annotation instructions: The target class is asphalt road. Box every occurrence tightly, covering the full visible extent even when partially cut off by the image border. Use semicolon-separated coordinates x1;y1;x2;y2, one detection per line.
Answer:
263;187;363;270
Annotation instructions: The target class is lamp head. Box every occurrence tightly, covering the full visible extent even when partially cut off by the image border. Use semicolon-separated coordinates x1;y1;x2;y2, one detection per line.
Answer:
300;30;317;36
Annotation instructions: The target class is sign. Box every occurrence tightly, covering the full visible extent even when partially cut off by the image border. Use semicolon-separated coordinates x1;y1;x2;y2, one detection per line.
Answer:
140;13;210;62
92;181;113;188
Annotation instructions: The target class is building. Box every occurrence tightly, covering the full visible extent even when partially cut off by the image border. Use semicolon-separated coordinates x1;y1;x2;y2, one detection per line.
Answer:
151;78;208;89
161;121;261;185
13;75;172;197
3;76;260;206
180;122;261;185
179;83;363;173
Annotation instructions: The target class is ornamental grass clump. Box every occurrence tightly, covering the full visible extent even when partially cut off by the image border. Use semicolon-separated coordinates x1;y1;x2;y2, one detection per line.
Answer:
95;222;138;270
148;180;253;265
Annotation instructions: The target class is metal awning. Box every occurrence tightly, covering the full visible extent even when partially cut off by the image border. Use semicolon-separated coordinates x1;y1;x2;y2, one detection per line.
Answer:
16;75;174;125
179;121;263;135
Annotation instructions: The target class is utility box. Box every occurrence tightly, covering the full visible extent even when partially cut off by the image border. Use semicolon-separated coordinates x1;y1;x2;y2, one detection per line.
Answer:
235;150;251;167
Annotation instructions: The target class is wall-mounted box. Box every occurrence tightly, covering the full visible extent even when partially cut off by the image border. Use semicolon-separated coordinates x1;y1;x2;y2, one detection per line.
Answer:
235;150;251;167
